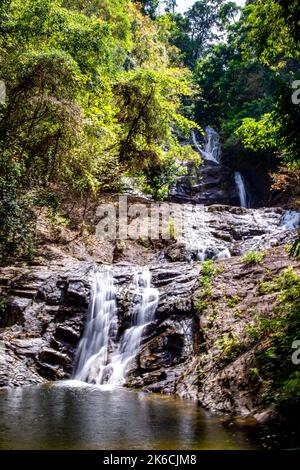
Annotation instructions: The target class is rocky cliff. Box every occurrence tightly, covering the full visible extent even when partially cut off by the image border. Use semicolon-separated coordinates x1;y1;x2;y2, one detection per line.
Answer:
1;243;299;423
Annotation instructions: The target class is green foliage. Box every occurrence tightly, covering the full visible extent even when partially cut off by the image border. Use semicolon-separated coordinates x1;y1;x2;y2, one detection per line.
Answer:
168;0;239;68
218;332;244;364
0;0;198;256
238;0;300;167
135;0;159;19
242;251;266;266
290;238;300;258
115;68;197;170
235;83;300;168
252;267;300;414
190;0;300;190
241;0;299;67
272;79;300;165
195;260;223;313
225;295;241;308
246;322;262;344
258;266;299;295
139;158;187;201
278;372;300;413
235;115;279;153
201;259;215;278
0;148;35;256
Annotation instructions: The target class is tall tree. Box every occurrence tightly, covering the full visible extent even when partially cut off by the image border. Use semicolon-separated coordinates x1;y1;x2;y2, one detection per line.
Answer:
135;0;160;19
165;0;177;14
169;0;239;68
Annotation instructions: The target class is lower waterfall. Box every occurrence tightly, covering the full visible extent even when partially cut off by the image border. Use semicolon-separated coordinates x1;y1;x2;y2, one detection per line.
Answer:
74;267;159;389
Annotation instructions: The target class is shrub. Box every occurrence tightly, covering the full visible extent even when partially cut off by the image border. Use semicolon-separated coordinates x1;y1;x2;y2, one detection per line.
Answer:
242;251;265;266
218;332;244;364
252;268;300;415
0;150;35;257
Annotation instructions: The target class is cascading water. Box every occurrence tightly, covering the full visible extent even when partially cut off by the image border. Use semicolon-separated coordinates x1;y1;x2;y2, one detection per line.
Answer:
191;127;221;164
191;130;204;157
73;269;118;385
105;269;159;388
234;172;250;208
74;267;159;389
203;126;222;164
281;210;300;230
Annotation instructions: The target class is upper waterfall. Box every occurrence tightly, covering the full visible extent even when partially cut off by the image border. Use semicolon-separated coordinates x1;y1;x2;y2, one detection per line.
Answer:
234;172;251;208
191;127;221;164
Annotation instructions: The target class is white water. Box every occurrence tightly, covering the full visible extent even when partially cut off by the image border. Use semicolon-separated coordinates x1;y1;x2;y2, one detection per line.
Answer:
74;268;159;389
215;248;231;260
234;172;250;208
173;203;300;262
191;127;221;164
74;269;118;385
281;210;300;230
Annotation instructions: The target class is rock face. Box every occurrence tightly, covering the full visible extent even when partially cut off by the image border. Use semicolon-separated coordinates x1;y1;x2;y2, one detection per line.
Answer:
109;201;298;264
126;247;300;420
0;260;200;388
0;262;92;387
170;161;239;206
165;205;298;262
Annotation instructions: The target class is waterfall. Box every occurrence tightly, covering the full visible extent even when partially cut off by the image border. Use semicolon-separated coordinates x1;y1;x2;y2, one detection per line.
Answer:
74;267;159;389
203;126;221;163
105;269;159;389
191;130;204;157
73;269;118;385
215;248;231;260
191;127;221;164
234;172;250;208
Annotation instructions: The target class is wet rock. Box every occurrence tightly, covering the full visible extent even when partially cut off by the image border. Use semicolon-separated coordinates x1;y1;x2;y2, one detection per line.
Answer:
10;338;44;357
166;204;299;261
0;262;91;386
55;325;81;345
66;281;89;307
38;277;63;305
39;348;69;367
170;161;238;206
139;332;185;371
37;362;66;381
1;296;31;327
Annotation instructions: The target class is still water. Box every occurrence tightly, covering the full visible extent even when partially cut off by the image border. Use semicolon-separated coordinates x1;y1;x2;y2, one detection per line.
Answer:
0;381;262;450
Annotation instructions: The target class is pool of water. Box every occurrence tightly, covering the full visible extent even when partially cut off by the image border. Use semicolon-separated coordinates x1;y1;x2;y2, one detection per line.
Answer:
0;381;263;450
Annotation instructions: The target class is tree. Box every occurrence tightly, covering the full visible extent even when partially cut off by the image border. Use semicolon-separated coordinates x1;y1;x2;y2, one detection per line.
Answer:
0;0;199;255
241;0;299;66
115;68;197;170
240;0;300;166
134;0;160;19
168;0;240;68
165;0;177;14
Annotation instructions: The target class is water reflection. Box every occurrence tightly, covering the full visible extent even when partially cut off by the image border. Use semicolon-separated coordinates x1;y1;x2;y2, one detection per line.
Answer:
0;383;259;450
